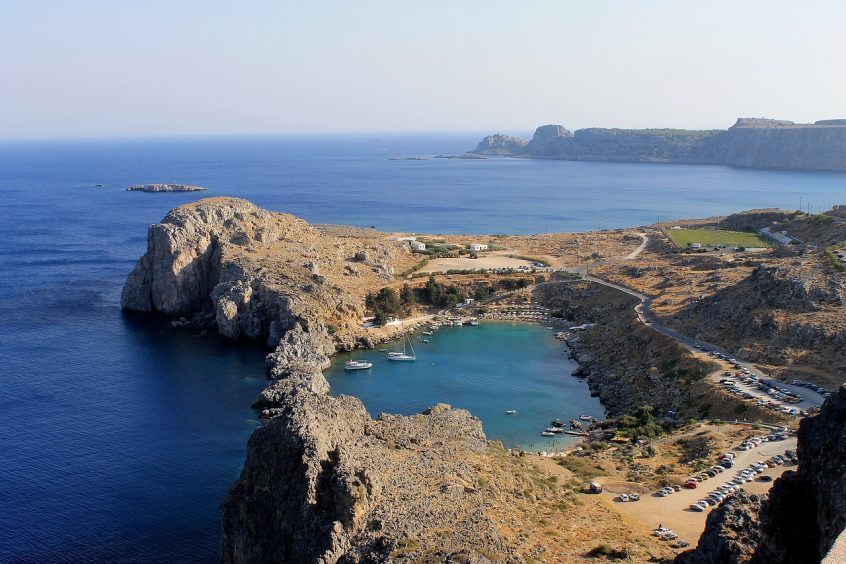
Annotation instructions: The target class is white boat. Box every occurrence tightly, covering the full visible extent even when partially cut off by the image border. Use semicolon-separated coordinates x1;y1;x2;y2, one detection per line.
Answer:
388;334;416;361
541;431;555;437
422;331;434;336
344;360;373;370
505;410;517;415
470;320;479;326
579;415;594;421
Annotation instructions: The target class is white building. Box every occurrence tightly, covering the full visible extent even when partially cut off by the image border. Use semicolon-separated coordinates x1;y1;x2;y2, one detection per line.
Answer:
468;243;488;252
410;240;426;251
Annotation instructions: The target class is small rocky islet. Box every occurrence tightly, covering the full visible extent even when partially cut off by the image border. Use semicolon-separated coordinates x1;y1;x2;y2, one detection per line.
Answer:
127;183;208;192
121;197;846;562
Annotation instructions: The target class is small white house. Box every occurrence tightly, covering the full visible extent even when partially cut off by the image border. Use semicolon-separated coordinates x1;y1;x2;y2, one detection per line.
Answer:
468;243;488;252
410;240;426;251
690;243;702;249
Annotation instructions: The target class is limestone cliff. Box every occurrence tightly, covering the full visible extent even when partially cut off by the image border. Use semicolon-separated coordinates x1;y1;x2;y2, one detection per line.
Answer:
472;118;846;171
121;197;415;345
221;358;518;562
678;384;846;563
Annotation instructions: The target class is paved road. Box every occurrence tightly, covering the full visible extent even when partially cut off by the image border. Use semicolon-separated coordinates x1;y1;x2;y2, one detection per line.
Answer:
578;276;824;413
476;235;824;414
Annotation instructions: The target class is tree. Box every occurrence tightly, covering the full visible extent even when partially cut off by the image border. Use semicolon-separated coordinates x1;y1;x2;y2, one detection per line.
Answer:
400;283;415;306
374;311;388;326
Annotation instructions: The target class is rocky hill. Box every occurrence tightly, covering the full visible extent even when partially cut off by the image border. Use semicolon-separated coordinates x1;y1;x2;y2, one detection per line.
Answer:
121;197;416;347
473;118;846;171
678;384;846;563
533;281;718;418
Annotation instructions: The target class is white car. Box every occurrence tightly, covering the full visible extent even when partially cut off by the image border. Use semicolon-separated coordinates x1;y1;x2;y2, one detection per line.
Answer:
619;494;630;502
690;503;706;512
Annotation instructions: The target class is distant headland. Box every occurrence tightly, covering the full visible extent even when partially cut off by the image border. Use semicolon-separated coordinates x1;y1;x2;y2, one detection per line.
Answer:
127;183;207;193
473;118;846;172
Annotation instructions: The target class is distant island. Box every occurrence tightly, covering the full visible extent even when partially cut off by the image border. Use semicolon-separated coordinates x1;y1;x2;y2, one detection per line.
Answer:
127;183;207;193
473;118;846;171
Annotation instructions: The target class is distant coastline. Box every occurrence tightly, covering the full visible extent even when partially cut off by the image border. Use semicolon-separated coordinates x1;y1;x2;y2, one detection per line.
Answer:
472;118;846;172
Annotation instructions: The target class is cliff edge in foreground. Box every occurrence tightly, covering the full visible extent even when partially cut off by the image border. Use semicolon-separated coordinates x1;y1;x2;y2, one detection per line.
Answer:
474;118;846;171
220;364;512;562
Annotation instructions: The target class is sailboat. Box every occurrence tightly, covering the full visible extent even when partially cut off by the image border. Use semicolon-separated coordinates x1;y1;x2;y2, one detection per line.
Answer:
387;334;416;361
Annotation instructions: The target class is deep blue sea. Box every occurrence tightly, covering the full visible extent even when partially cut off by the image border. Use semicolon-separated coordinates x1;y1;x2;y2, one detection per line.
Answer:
1;133;844;562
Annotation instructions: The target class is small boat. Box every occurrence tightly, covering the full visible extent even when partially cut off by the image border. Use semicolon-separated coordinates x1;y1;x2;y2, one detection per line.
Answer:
579;415;594;421
422;331;434;336
388;334;416;361
422;339;429;343
541;431;555;437
544;427;564;434
550;419;565;428
505;410;517;415
344;360;373;370
94;183;104;188
470;319;479;326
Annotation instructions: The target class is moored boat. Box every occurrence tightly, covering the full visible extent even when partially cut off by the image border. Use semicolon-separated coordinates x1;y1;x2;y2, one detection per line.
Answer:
344;360;373;370
505;409;517;414
388;334;416;361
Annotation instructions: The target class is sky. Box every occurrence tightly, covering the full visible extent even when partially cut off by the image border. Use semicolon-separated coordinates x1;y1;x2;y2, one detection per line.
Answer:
1;0;844;139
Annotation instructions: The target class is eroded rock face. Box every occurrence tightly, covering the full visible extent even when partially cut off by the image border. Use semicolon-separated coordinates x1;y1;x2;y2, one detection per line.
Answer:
676;492;765;564
473;133;529;155
121;198;291;316
222;374;513;562
121;197;412;344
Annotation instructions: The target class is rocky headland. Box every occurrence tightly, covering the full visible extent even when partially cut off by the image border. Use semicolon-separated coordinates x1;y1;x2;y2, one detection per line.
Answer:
473;118;846;171
127;183;208;192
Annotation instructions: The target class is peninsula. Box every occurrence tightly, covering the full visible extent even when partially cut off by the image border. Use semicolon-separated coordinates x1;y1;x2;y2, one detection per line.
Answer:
122;197;846;562
473;118;846;171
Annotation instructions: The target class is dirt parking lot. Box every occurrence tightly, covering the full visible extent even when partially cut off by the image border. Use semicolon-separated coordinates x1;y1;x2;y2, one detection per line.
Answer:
419;252;536;273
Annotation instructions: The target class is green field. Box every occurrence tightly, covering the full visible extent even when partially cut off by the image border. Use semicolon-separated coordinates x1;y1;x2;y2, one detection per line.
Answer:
666;228;771;248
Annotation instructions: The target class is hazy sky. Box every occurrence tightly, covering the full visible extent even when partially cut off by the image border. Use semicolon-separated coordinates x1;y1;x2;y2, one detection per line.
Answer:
2;0;844;139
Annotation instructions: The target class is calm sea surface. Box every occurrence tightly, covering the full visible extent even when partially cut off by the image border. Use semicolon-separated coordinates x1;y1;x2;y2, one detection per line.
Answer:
326;323;603;452
1;134;844;562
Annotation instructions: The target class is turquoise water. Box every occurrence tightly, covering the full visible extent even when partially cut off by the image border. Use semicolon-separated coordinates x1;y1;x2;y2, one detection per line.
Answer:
325;322;604;451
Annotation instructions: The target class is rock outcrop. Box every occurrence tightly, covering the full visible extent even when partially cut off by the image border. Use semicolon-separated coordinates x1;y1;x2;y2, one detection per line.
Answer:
473;133;528;155
472;118;846;171
221;359;516;562
678;384;846;563
674;260;846;369
675;492;765;564
121;197;415;345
